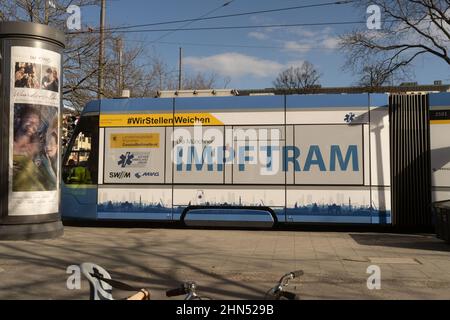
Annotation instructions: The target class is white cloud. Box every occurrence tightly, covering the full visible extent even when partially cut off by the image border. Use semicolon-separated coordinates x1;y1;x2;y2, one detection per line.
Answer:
298;29;316;38
248;31;268;40
280;27;339;54
249;15;273;24
321;36;340;49
285;27;317;38
283;41;312;53
286;60;306;68
184;53;285;78
285;26;334;39
245;24;340;55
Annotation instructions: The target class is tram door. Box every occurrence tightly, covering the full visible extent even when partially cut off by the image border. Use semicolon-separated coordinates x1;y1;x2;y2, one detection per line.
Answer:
389;94;432;228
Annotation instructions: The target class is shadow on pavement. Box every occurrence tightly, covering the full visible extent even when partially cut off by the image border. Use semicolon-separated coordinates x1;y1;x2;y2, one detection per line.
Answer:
64;219;436;234
0;230;270;300
349;233;450;252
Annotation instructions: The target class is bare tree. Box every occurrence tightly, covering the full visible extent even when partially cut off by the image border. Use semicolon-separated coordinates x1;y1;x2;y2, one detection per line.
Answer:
0;1;178;112
139;54;176;92
273;61;321;89
353;59;413;88
182;72;219;90
1;0;104;112
1;1;230;112
340;1;450;83
222;76;231;88
357;64;392;87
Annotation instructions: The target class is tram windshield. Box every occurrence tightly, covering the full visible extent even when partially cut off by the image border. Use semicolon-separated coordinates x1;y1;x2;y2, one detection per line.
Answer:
62;115;99;185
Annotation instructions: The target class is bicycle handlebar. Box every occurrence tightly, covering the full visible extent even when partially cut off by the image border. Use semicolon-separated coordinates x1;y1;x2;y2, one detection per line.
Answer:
291;270;304;278
166;287;187;297
279;270;303;284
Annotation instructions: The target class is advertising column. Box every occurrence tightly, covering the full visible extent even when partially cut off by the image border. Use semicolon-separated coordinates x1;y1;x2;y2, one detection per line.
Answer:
0;22;65;240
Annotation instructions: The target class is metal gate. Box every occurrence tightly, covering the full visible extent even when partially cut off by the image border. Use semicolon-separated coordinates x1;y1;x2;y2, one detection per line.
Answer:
389;94;432;227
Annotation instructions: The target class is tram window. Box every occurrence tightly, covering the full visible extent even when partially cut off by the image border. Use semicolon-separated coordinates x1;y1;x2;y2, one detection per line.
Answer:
63;115;99;184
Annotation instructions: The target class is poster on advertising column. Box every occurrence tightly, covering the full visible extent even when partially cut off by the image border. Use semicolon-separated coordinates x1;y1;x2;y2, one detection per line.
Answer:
8;46;61;216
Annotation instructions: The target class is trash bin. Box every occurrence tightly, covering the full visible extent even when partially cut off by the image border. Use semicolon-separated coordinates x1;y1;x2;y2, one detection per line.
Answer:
432;200;450;243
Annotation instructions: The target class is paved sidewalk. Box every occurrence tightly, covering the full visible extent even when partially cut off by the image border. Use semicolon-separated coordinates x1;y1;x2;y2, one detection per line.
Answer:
0;226;449;299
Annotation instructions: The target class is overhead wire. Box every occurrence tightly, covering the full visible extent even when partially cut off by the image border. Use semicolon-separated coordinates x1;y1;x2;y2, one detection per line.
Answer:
67;1;356;34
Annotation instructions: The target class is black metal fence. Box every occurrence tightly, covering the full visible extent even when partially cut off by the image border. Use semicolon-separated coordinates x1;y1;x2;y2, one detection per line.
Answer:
433;200;450;243
389;94;432;228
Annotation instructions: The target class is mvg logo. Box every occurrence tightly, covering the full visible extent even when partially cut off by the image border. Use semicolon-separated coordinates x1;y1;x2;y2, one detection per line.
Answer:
109;171;131;179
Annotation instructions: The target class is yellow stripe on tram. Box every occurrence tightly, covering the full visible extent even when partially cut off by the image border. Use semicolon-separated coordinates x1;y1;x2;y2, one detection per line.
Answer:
430;119;450;125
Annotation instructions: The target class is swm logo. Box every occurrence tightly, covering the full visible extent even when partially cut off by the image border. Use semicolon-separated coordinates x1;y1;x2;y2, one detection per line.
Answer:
109;171;131;179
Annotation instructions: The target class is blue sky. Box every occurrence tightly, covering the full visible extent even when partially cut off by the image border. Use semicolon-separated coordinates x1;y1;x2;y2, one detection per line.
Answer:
80;0;450;89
